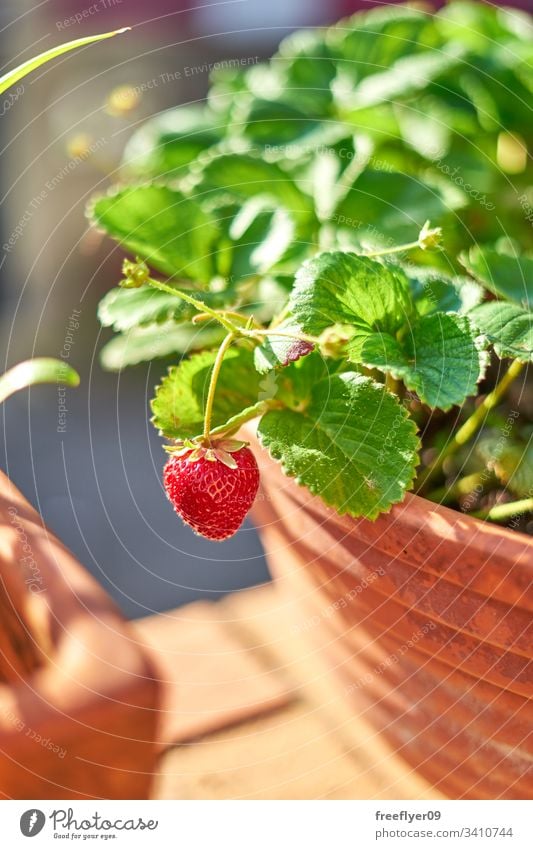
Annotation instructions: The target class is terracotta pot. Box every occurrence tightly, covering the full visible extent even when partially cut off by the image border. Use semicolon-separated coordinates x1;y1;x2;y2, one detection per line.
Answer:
250;433;533;800
0;471;160;799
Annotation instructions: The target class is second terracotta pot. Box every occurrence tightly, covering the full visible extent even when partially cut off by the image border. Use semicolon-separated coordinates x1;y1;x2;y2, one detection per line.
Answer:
250;434;533;800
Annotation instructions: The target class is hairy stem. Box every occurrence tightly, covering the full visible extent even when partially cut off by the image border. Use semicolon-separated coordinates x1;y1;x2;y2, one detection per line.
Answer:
472;497;533;523
418;359;525;492
147;278;239;334
365;240;420;259
203;333;235;442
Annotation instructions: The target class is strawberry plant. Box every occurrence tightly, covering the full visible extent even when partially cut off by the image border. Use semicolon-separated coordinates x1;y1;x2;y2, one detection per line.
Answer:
90;2;532;539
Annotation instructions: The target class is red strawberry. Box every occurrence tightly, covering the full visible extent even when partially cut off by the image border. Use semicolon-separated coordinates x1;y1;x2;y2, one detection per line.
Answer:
163;441;260;541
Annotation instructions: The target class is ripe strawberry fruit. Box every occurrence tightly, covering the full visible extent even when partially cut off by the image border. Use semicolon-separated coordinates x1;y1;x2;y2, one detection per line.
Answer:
163;441;260;541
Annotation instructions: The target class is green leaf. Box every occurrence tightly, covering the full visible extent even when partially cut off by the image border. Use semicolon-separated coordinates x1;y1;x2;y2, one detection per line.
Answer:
329;6;439;79
406;267;484;316
360;313;486;410
289;251;414;357
334;168;465;243
274;28;337;115
122;106;222;180
477;436;533;498
90;185;220;283
151;346;263;439
0;358;79;403
193;153;316;233
97;286;227;332
240;99;322;147
258;371;419;519
345;45;465;111
459;245;533;308
253;325;314;374
224;198;296;281
0;28;129;96
469;301;533;362
100;322;225;370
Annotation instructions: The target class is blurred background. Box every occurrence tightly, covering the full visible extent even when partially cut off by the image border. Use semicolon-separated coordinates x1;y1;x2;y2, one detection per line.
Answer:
0;0;528;618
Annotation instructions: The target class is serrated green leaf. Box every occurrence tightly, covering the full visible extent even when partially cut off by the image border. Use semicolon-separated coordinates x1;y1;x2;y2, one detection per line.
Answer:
360;313;486;410
289;251;413;357
100;322;224;370
406;267;484;316
151;346;263;439
469;301;533;362
121;105;222;180
90;185;220;283
193;153;316;233
477;436;533;498
258;372;419;519
459;245;533;308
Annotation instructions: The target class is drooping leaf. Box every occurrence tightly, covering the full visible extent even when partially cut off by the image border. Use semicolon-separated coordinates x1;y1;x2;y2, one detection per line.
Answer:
0;358;79;403
151;346;262;439
258;371;419;519
100;322;225;370
97;286;229;332
459;244;533;308
289;251;414;358
90;185;220;283
469;301;533;362
360;313;487;410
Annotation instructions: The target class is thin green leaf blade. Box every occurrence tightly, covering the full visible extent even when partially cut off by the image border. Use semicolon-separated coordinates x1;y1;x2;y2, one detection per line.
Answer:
0;28;129;95
0;358;79;403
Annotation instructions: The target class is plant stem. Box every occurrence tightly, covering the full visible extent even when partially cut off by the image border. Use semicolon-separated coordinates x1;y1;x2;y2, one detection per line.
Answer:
203;333;235;442
472;497;533;523
364;240;420;259
418;358;525;491
147;278;239;334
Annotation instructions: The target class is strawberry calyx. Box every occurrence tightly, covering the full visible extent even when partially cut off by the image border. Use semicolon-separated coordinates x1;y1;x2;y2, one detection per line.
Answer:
163;437;248;469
